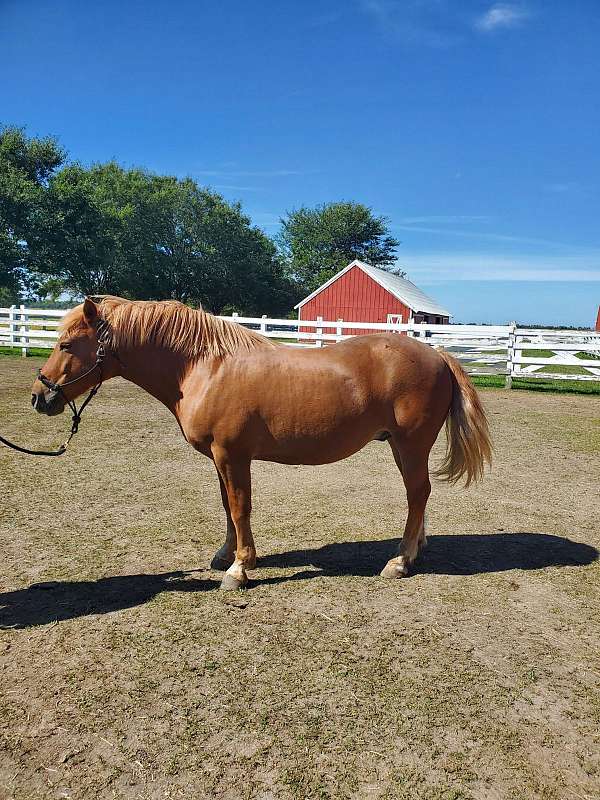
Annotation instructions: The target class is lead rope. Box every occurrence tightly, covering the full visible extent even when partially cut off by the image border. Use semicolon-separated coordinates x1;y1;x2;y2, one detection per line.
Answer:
0;381;102;457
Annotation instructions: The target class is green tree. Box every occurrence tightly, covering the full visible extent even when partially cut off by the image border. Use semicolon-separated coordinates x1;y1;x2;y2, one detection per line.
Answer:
34;161;297;314
0;126;65;303
278;201;401;294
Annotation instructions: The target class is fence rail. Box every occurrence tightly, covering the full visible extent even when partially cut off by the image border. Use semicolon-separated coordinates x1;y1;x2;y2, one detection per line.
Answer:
1;306;599;385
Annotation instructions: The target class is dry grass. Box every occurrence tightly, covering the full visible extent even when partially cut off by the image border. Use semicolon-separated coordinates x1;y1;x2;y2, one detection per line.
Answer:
1;357;599;800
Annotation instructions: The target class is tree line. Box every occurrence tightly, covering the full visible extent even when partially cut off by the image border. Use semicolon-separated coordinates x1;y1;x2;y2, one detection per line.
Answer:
0;126;400;314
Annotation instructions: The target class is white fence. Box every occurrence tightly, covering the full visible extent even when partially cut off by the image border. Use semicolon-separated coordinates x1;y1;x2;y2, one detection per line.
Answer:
1;305;600;385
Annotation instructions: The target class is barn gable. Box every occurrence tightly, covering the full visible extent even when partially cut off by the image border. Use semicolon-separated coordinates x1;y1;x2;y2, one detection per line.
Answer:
295;260;451;326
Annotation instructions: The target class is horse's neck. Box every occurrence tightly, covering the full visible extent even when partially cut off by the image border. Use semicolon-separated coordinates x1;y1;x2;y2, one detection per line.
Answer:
117;345;191;414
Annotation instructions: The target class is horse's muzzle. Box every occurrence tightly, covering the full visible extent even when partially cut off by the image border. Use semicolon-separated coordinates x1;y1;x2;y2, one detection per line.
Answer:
31;389;63;416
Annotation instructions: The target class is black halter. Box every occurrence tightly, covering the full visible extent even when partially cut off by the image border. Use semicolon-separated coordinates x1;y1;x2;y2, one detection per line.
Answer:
0;330;109;457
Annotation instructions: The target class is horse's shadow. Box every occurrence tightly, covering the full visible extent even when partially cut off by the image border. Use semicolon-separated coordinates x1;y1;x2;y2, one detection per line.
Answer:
0;533;596;629
0;570;215;630
258;531;598;577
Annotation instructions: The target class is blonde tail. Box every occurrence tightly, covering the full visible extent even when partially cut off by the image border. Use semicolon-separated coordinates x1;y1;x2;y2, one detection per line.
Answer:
435;351;493;487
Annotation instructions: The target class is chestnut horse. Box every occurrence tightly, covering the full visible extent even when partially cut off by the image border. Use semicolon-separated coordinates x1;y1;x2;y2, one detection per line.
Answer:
31;296;492;589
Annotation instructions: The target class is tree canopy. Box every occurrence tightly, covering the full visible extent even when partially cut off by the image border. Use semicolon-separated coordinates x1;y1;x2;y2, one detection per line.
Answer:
0;127;298;314
278;201;401;294
33;163;296;313
1;127;402;314
0;126;65;304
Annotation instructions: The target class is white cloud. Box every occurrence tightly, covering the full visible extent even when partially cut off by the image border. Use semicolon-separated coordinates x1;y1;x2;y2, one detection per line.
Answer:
391;223;587;251
358;0;463;47
397;252;600;282
475;3;531;32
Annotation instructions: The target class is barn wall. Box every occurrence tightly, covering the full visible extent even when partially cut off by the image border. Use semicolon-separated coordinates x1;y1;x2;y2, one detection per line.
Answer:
299;265;412;335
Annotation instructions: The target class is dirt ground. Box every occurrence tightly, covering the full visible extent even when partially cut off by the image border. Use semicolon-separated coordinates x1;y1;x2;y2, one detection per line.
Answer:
1;356;599;800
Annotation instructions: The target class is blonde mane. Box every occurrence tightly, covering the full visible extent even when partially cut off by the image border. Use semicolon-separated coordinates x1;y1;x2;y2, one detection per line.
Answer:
61;297;276;360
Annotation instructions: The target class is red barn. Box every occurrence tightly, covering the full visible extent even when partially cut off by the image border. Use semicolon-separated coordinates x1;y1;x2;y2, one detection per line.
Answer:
295;260;451;334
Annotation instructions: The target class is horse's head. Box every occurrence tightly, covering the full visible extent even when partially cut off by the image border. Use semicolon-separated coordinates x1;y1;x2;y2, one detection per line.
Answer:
31;297;113;416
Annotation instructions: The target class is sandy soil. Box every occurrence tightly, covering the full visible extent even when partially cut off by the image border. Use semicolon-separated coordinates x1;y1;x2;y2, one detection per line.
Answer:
1;357;599;800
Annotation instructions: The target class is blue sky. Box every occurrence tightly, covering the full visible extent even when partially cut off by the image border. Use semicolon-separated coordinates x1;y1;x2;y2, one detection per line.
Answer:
2;0;599;325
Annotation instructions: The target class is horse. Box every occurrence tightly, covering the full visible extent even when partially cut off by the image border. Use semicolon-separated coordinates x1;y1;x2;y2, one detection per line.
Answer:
31;296;492;590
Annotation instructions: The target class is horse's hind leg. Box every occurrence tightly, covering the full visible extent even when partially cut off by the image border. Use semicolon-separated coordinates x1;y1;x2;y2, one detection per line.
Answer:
381;437;431;579
210;471;237;571
211;446;256;590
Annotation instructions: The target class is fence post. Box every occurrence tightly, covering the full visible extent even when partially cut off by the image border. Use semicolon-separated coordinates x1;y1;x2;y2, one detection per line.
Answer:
316;315;323;348
260;314;267;335
232;312;239;325
8;305;16;351
406;317;415;338
505;320;517;389
336;318;343;343
20;303;29;358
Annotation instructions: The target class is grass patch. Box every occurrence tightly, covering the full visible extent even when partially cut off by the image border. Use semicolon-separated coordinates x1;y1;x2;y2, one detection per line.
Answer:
521;348;555;358
463;361;505;369
471;373;600;394
0;346;50;358
534;364;590;376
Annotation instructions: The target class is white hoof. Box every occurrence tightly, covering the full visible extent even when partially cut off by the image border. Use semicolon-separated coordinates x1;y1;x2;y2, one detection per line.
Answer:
220;572;248;591
380;558;409;579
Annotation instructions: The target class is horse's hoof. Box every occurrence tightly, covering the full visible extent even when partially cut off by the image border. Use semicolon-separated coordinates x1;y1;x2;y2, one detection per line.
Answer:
211;555;235;571
220;572;248;591
380;560;409;579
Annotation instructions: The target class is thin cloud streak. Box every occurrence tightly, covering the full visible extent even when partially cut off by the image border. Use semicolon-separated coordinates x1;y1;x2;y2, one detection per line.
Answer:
212;185;264;192
360;0;530;45
358;0;463;47
475;3;531;32
398;252;600;282
398;215;493;225
196;169;303;178
392;224;594;252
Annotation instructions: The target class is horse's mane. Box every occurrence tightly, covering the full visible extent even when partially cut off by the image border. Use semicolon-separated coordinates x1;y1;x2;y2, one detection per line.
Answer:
61;296;276;360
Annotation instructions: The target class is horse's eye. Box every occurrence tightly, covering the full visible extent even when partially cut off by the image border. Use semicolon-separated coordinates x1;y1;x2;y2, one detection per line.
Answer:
59;341;72;351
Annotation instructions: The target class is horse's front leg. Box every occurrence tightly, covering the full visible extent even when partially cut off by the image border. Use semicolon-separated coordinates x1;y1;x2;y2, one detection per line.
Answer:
210;471;237;571
211;446;255;590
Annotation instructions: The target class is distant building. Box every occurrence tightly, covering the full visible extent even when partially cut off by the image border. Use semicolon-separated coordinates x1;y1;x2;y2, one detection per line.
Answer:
295;259;451;334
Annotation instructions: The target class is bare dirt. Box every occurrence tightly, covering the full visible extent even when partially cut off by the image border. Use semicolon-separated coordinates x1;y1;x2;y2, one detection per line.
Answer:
1;357;599;800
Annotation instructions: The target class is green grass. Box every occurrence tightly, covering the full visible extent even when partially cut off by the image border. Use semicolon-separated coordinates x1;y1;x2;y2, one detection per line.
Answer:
0;346;51;358
534;364;590;376
471;374;600;395
521;349;600;365
521;348;555;358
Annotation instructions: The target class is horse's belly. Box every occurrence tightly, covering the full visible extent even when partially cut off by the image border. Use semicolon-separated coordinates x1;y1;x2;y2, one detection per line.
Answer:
253;422;382;465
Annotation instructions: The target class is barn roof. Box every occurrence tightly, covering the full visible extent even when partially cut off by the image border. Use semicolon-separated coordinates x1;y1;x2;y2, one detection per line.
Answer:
294;260;452;317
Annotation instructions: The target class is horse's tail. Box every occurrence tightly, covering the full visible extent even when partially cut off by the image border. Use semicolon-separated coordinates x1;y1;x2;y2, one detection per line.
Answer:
434;350;492;487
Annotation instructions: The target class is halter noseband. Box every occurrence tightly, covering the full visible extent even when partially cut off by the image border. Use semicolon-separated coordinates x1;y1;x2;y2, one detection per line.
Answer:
0;320;111;457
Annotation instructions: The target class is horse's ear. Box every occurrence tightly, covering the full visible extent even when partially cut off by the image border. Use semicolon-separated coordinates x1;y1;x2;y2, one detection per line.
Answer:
83;297;98;324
